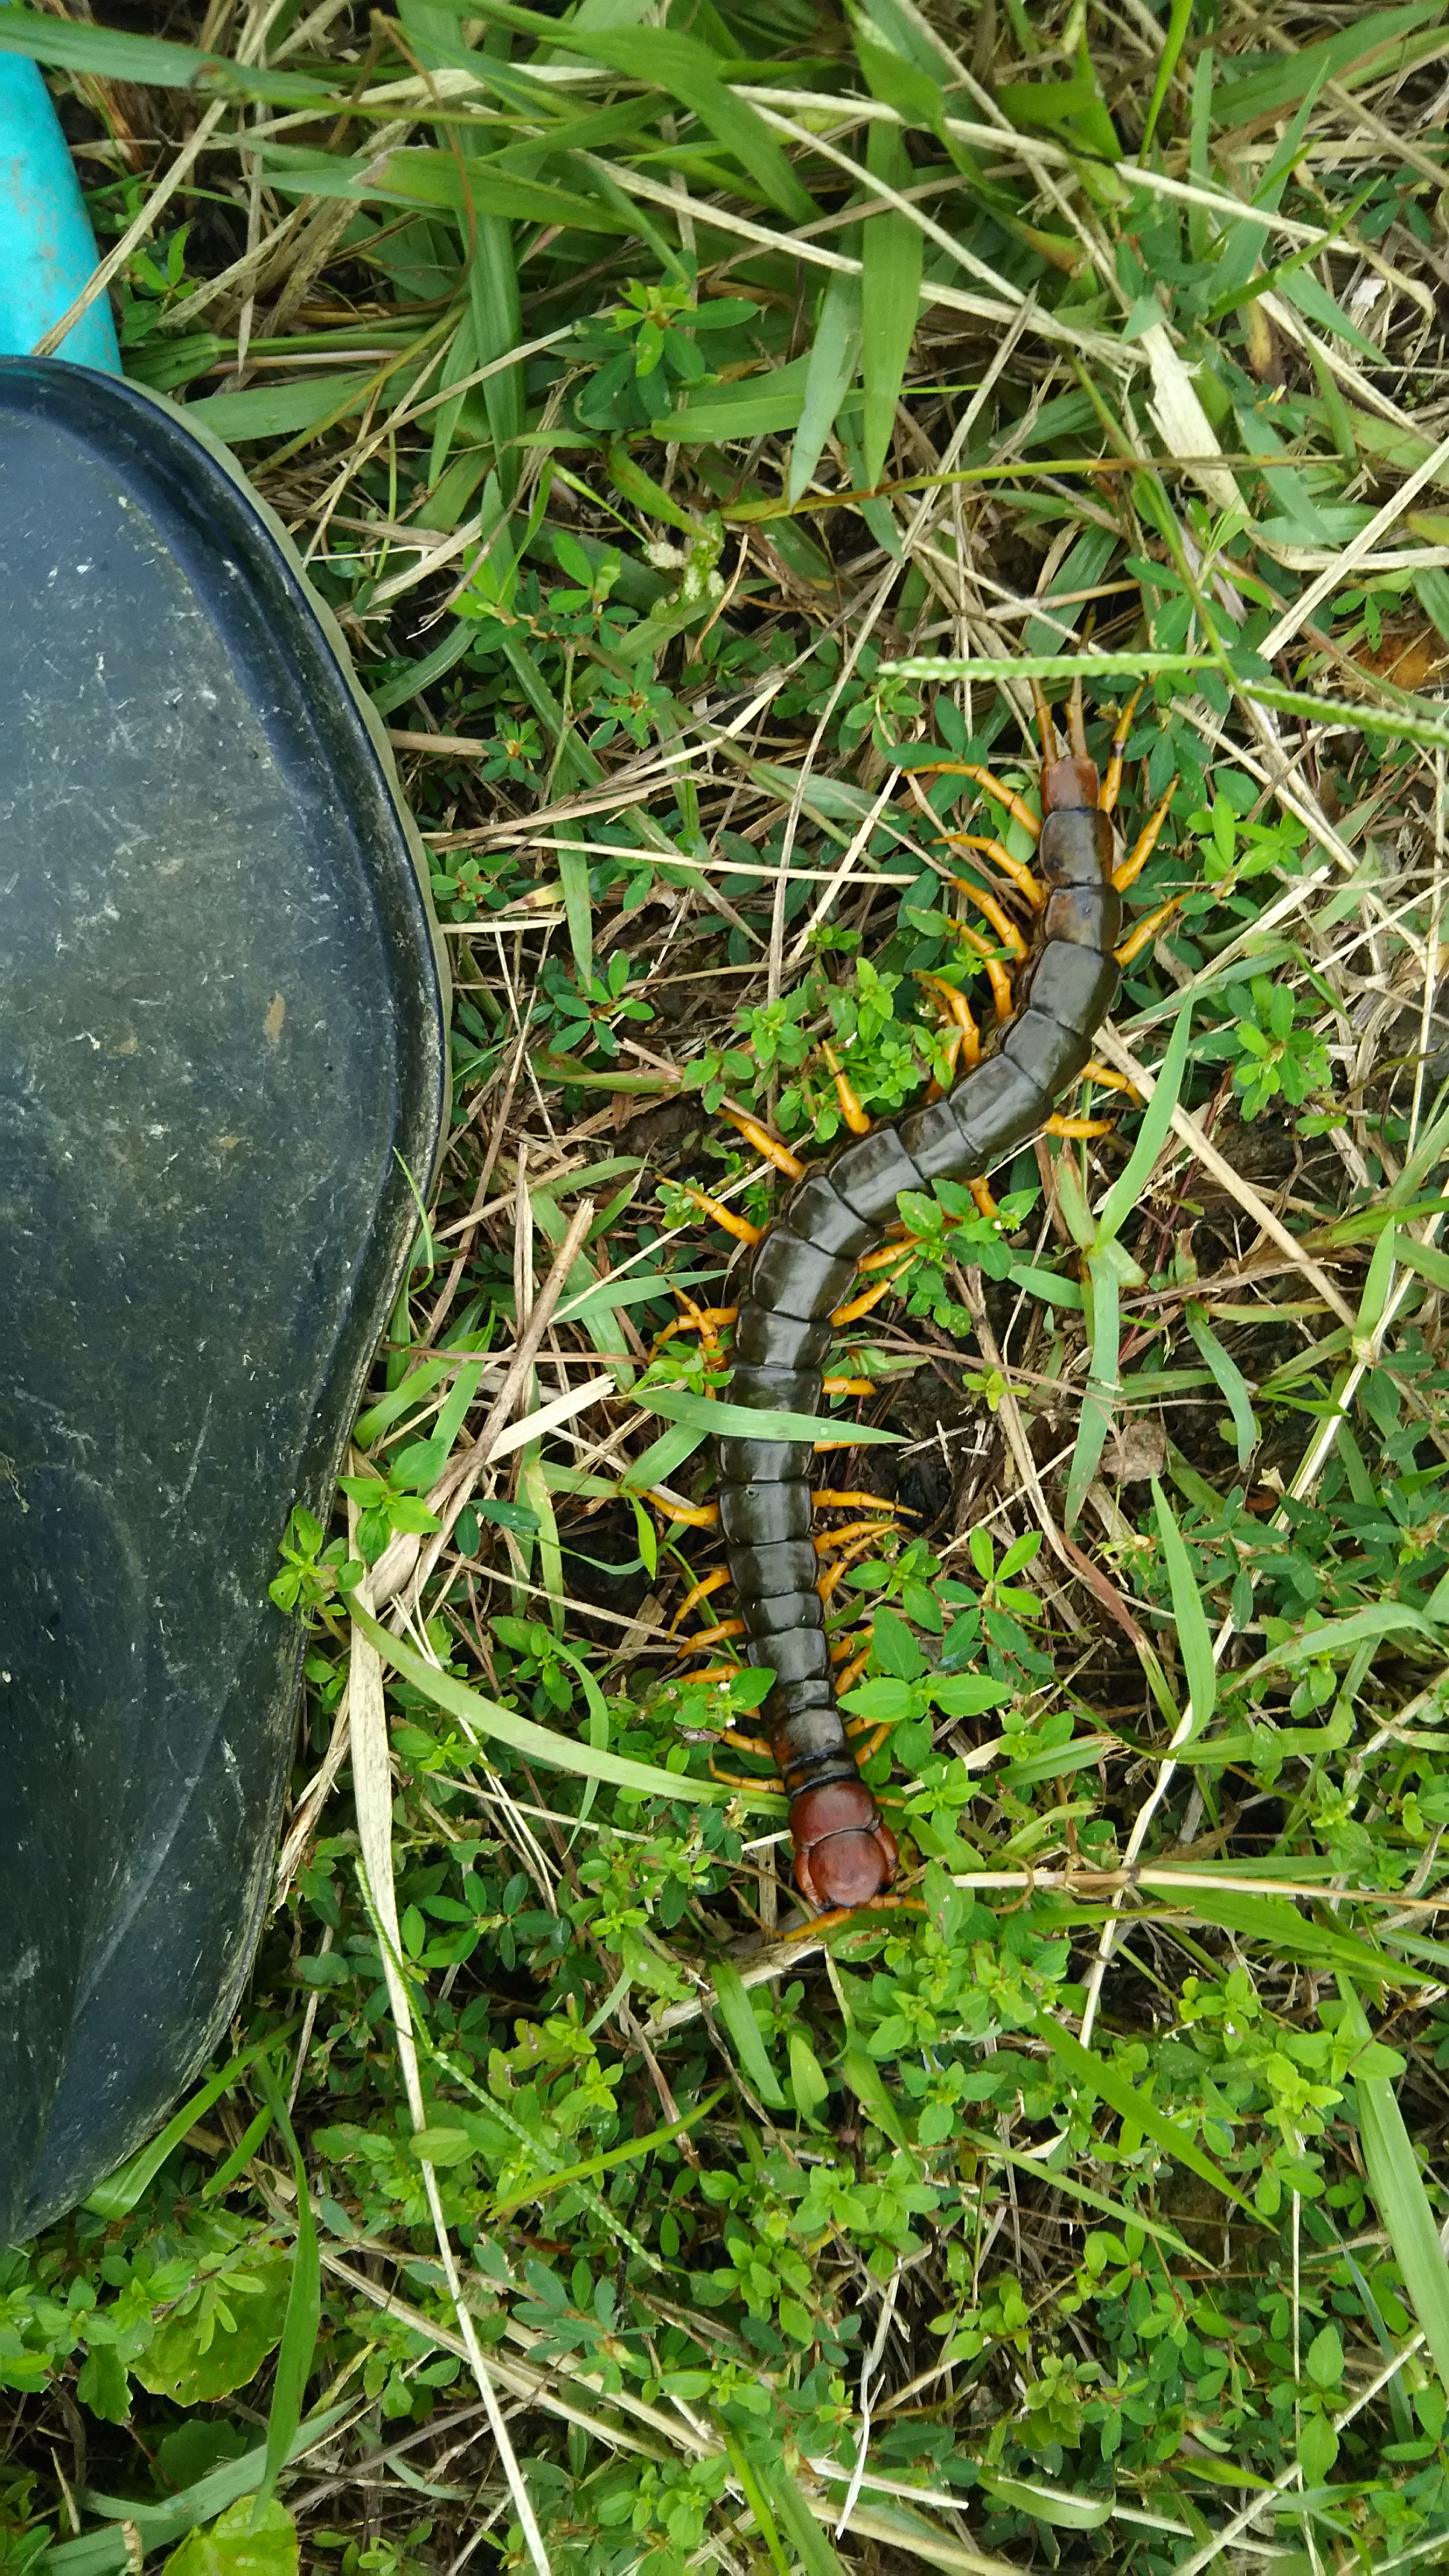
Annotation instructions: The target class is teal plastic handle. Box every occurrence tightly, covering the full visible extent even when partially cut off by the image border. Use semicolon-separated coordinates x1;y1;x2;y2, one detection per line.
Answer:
0;42;121;369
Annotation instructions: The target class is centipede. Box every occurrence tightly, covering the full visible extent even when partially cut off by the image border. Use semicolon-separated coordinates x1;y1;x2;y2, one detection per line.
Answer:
653;678;1179;1913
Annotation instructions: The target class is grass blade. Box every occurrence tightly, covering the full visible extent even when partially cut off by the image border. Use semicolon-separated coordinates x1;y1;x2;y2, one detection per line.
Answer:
1338;1976;1449;2400
790;269;862;506
1097;1001;1193;1244
350;1603;736;1802
248;2060;321;2520
1029;2010;1256;2214
643;1385;902;1444
712;1961;786;2106
1150;1477;1216;1738
1185;1304;1259;1469
860;124;922;489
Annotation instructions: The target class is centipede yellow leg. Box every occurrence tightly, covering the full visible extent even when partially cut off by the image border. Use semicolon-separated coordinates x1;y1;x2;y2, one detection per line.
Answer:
845;1722;891;1761
1079;1061;1138;1097
831;1270;910;1328
718;1102;808;1181
951;922;1016;1026
710;1752;771;1787
674;1181;762;1246
670;1566;732;1633
941;830;1044;912
651;1304;738;1356
1115;896;1182;968
643;1489;720;1529
821;1375;878;1398
947;874;1029;963
691;1662;742;1684
1042;1114;1115;1140
837;1639;873;1693
915;971;982;1064
969;1178;1000;1221
1112;782;1175;894
816;1534;892;1603
814;1519;896;1556
914;763;1041;845
822;1043;871;1138
814;1489;918;1515
682;1618;747;1654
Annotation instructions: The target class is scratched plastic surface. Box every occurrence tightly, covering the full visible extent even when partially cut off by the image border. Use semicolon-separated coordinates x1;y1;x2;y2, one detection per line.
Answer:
0;360;446;2239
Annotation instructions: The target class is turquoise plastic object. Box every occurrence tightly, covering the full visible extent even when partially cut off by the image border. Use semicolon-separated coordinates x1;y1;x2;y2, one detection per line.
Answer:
0;30;121;370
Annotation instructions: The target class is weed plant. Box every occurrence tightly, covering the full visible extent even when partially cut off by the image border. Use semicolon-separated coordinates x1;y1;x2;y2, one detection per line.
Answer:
7;0;1449;2568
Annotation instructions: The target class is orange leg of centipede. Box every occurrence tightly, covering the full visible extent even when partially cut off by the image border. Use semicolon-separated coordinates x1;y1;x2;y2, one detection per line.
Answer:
643;1489;719;1529
674;1182;761;1247
1116;897;1183;967
836;1638;874;1693
822;1043;872;1138
718;1102;808;1181
681;1619;746;1654
1079;1061;1139;1097
949;921;1016;1026
669;1566;731;1631
651;1304;738;1358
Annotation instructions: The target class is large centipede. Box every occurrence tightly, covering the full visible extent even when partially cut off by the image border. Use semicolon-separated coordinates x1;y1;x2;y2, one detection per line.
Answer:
671;680;1177;1913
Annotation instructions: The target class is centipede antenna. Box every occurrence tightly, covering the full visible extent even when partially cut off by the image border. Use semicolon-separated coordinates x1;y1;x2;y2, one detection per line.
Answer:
718;1102;808;1182
1067;674;1089;761
1102;685;1146;815
1030;676;1059;765
1114;894;1182;967
1043;1113;1115;1140
822;1042;871;1138
674;1181;763;1247
1112;782;1176;892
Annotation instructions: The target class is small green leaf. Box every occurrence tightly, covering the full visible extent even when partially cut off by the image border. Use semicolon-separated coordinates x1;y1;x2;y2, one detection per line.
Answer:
164;2500;299;2576
712;1962;786;2108
788;2031;830;2123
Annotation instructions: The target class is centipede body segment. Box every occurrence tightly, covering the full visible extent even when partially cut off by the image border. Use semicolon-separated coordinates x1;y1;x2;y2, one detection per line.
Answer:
708;696;1131;1913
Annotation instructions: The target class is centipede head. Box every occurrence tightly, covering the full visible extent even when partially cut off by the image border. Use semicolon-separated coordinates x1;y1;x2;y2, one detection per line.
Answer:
1032;673;1099;814
792;1778;898;1911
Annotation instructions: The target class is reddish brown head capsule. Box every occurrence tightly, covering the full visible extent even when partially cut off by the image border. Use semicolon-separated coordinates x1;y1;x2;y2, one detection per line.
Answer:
1041;754;1099;812
792;1779;898;1911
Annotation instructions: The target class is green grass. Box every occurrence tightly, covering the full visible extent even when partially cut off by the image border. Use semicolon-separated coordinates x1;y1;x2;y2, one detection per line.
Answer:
11;0;1449;2568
